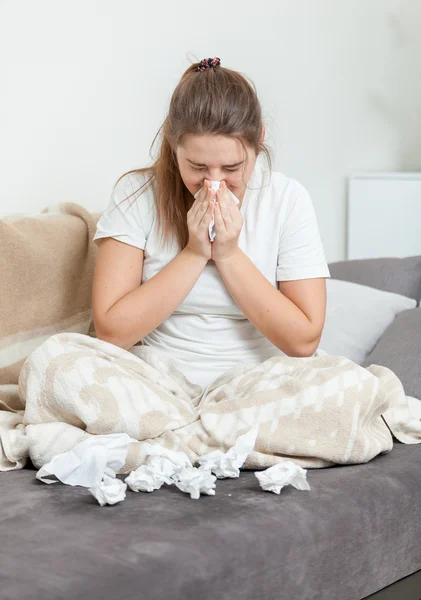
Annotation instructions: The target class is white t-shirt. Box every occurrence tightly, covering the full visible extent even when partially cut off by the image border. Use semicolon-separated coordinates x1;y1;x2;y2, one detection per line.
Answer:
93;155;331;391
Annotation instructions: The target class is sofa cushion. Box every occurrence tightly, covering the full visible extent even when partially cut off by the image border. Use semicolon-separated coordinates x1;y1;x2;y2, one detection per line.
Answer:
362;308;421;400
319;279;416;364
2;444;421;600
0;204;101;390
328;255;421;304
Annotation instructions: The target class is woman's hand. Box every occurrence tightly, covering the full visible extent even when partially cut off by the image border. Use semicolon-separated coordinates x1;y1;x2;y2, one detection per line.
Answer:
211;181;244;263
185;179;215;261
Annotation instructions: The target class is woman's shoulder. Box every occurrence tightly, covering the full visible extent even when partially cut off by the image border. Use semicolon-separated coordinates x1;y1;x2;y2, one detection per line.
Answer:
93;170;156;249
110;170;157;221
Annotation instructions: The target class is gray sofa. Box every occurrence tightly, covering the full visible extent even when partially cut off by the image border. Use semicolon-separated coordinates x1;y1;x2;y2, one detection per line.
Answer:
2;255;421;600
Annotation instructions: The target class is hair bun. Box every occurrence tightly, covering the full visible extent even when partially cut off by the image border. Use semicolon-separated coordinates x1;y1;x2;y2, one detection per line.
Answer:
196;57;221;72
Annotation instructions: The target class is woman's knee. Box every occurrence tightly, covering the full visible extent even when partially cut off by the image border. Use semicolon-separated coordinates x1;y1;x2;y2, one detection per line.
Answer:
47;331;91;348
19;332;91;388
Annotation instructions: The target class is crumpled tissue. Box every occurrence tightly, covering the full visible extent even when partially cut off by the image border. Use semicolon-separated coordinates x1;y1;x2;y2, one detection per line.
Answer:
172;466;217;499
198;426;259;478
193;180;240;242
124;443;216;499
36;427;311;504
140;443;193;471
35;432;138;487
254;460;311;494
89;473;127;506
125;448;179;492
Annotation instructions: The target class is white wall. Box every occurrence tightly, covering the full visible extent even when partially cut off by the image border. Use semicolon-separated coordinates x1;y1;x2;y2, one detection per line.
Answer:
1;0;420;261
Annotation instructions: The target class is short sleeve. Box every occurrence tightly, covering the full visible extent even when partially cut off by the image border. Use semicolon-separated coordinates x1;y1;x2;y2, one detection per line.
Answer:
276;181;331;281
93;172;155;250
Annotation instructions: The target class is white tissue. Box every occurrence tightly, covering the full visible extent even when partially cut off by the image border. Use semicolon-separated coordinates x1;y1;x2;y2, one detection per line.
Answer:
36;433;137;487
124;444;217;499
193;181;240;242
142;443;193;471
125;457;176;492
125;443;192;493
172;466;217;499
89;473;127;506
254;460;311;494
36;428;311;504
144;453;188;476
406;395;421;420
125;466;166;492
198;427;259;478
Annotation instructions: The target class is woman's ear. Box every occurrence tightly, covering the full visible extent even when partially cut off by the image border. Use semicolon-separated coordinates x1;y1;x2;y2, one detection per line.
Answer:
260;125;266;143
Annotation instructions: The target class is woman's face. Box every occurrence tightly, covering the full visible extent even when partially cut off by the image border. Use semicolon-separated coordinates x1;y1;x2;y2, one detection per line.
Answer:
176;133;262;202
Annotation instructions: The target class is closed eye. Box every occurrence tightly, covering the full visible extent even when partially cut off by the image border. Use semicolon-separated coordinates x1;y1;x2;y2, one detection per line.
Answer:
191;166;240;172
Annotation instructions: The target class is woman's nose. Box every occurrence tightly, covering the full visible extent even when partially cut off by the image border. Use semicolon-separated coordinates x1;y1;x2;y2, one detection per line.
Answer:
204;176;225;185
207;169;226;181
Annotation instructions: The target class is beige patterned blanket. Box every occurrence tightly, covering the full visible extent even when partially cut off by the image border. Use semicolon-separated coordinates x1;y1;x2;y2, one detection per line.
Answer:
3;330;420;474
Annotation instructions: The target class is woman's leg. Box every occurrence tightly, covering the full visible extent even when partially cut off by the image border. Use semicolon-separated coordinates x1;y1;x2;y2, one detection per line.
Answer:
188;353;395;469
19;339;393;473
19;332;203;440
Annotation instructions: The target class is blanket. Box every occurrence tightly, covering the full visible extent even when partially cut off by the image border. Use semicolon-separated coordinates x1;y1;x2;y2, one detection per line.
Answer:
0;202;101;470
4;331;421;474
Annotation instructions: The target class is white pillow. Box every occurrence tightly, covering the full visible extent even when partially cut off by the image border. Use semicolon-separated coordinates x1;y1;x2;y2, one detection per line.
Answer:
319;279;417;364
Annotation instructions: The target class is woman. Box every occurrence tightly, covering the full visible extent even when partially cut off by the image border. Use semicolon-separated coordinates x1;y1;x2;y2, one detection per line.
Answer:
14;56;335;474
91;56;330;394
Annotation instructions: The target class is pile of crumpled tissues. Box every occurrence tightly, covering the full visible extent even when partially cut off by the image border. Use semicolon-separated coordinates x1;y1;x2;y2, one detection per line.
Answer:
35;427;310;506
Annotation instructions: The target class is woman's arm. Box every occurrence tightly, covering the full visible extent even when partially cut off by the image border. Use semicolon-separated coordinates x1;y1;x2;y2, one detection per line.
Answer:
215;248;326;356
99;247;208;350
98;180;216;350
212;180;327;356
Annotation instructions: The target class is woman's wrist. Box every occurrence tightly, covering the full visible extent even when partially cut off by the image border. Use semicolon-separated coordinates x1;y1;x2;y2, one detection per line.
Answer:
181;246;210;267
213;247;243;266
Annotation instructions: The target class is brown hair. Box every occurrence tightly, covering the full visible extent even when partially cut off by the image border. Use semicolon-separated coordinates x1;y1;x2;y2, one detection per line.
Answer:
111;59;273;250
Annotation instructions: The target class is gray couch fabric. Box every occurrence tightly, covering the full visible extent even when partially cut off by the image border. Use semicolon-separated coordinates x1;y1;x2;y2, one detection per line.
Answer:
2;444;421;600
328;256;421;304
362;308;421;400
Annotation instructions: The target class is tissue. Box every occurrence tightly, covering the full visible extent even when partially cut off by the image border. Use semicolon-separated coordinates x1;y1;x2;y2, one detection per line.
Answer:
89;473;127;506
193;181;240;242
35;433;138;487
36;427;311;504
141;442;193;471
145;454;187;476
125;465;167;492
172;466;217;499
254;460;311;494
125;456;176;492
198;427;259;478
125;443;195;494
125;445;217;499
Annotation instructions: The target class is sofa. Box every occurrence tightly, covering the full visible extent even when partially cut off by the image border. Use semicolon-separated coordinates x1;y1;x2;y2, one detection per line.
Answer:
1;204;421;600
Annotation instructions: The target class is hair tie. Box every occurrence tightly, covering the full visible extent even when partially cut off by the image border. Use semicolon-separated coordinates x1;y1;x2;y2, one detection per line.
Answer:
196;57;221;72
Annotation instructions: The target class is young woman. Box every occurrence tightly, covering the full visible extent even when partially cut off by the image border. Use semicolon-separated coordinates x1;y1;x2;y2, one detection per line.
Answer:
91;56;330;394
